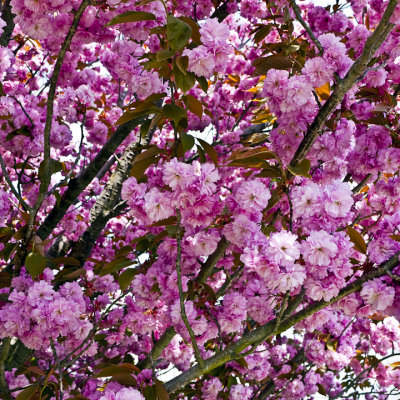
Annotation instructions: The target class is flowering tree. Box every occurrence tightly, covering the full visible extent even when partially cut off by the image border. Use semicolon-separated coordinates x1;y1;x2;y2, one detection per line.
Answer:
2;0;400;399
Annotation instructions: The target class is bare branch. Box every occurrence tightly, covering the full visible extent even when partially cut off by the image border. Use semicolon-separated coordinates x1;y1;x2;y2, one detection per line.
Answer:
165;253;399;393
34;0;90;217
289;0;323;53
289;0;399;171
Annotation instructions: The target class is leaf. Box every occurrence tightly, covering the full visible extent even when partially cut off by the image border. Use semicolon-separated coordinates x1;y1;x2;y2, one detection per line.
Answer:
0;271;11;289
111;374;138;387
25;252;47;278
236;358;249;369
150;216;177;226
106;11;156;26
95;364;139;377
51;256;81;266
390;234;400;242
154;379;169;400
196;75;208;93
180;132;195;153
315;82;330;101
16;386;36;400
201;282;216;303
174;66;196;92
287;159;311;178
118;269;139;291
229;147;276;161
166;15;192;51
175;55;189;74
186;95;203;118
130;155;160;179
326;339;338;352
135;146;164;163
227;157;269;169
156;49;175;60
255;166;282;178
100;258;132;277
254;25;272;43
116;108;157;125
162;104;187;125
252;55;294;76
64;268;86;279
178;16;201;44
197;138;218;166
347;227;367;254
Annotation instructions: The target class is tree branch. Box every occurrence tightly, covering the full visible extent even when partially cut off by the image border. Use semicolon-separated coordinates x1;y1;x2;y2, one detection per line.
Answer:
289;0;323;54
288;0;399;171
34;0;89;218
165;253;400;393
36;116;145;241
0;0;15;47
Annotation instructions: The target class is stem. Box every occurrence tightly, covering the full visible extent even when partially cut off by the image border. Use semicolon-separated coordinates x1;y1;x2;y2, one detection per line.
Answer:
289;0;324;54
175;210;205;368
0;338;12;400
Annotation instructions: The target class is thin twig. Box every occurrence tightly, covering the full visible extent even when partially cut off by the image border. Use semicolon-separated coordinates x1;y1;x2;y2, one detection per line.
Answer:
0;152;32;211
47;116;85;196
289;0;324;54
176;210;205;368
50;339;63;400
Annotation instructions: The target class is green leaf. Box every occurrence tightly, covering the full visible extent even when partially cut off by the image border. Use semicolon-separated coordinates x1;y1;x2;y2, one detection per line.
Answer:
118;269;138;291
196;75;208;93
100;257;132;277
154;379;169;400
25;252;47;278
130;155;160;179
16;385;36;400
96;364;139;377
167;15;192;51
252;55;294;76
162;104;187;125
180;132;195;153
197;138;218;166
51;256;81;266
186;95;203;118
347;226;367;254
156;49;175;60
178;16;201;44
174;66;196;93
106;11;157;26
287;159;311;178
144;385;157;400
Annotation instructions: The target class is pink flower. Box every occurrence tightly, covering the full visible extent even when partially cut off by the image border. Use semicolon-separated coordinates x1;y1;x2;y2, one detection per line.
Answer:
99;387;144;400
364;68;388;87
188;230;219;257
183;46;216;77
235;180;271;213
202;377;223;400
275;264;306;293
267;231;300;267
262;69;289;97
324;181;353;218
200;19;230;46
361;279;395;311
144;188;174;222
292;182;323;219
302;57;334;87
223;214;259;248
302;230;338;266
163;158;195;189
200;163;220;195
